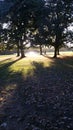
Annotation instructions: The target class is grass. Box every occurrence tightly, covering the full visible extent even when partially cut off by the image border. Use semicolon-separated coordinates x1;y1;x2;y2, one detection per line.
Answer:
0;54;52;75
0;52;73;89
0;51;73;129
0;53;53;100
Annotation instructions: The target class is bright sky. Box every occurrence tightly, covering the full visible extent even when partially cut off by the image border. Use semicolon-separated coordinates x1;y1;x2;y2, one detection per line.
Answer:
68;26;73;31
3;23;8;29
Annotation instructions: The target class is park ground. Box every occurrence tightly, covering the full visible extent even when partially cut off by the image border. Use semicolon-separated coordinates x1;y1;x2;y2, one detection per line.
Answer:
0;51;73;130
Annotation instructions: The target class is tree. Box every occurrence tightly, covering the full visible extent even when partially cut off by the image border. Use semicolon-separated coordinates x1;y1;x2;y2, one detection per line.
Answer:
44;0;73;57
28;0;73;57
0;0;16;54
2;0;73;58
6;0;45;58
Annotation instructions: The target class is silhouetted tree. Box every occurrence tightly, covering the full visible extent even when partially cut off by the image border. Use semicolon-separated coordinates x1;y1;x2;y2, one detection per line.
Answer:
2;0;73;58
43;0;73;57
6;0;45;58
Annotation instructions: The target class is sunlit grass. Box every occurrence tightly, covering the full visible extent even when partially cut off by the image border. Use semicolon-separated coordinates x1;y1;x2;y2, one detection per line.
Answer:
9;55;52;77
0;54;53;104
0;52;73;107
9;58;34;76
60;51;73;57
0;52;73;77
1;51;73;78
0;54;52;76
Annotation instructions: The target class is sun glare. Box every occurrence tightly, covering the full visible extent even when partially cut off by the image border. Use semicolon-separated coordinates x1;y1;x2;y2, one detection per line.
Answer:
3;23;8;29
26;51;39;57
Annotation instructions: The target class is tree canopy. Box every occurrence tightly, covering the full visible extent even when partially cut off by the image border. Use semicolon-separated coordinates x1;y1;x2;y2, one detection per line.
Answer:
0;0;73;57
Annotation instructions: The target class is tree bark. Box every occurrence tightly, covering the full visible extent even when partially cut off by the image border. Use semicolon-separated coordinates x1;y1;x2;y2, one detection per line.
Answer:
44;45;46;54
16;44;20;57
57;48;60;55
54;33;59;58
20;41;25;58
54;46;58;58
40;44;42;55
21;49;25;58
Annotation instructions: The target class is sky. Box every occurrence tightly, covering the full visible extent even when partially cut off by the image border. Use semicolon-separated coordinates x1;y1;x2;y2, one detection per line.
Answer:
68;26;73;31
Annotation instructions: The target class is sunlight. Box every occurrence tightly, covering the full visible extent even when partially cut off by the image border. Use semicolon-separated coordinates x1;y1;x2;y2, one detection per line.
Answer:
68;24;73;31
3;23;8;29
26;51;39;57
8;54;52;77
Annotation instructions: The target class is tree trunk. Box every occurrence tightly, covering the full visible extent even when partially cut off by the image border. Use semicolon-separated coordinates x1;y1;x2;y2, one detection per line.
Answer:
17;45;20;57
20;41;25;58
57;48;60;55
40;45;42;55
44;45;46;54
54;46;58;58
54;34;59;58
21;48;25;58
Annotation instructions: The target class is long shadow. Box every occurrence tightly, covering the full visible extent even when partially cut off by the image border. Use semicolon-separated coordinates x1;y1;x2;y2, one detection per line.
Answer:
0;58;12;62
0;57;73;130
0;57;21;90
60;56;73;67
43;54;73;69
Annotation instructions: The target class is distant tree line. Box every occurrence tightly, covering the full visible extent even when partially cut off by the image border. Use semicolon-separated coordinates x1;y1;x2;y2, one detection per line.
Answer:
0;0;73;58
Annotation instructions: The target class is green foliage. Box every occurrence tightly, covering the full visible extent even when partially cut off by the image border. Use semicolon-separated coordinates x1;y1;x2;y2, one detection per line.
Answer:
0;0;73;57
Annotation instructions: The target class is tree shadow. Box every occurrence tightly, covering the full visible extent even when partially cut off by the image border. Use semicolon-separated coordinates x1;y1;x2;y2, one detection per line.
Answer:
0;58;12;62
0;57;73;130
60;56;73;67
43;54;73;69
0;57;21;90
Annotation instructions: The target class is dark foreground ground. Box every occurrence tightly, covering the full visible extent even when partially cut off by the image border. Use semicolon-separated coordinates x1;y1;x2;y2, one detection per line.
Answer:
0;53;73;130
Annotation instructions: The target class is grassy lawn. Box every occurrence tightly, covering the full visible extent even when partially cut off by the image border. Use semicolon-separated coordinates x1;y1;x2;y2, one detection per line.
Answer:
0;52;73;129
